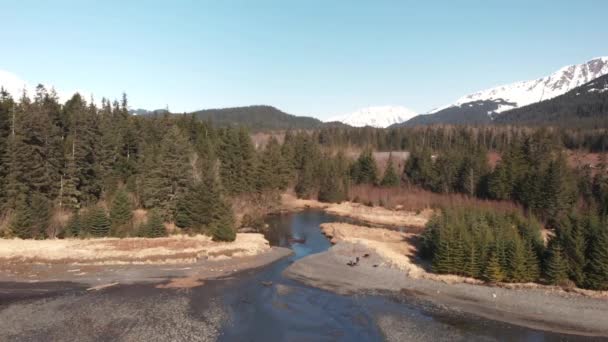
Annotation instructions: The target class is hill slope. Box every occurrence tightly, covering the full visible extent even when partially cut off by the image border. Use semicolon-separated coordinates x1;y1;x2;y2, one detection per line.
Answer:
402;56;608;126
191;105;324;130
494;74;608;127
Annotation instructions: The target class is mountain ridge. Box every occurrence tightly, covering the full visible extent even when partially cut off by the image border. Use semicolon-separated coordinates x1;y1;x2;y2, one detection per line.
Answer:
326;105;417;128
402;56;608;126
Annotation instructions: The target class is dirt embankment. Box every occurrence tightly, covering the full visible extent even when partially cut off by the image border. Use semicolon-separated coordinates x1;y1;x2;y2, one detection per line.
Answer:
284;223;608;337
281;193;432;228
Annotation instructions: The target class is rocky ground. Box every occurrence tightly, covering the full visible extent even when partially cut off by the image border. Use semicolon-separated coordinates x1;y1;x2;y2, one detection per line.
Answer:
283;240;608;337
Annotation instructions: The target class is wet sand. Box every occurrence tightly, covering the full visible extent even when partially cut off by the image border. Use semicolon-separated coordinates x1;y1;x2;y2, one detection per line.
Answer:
283;241;608;337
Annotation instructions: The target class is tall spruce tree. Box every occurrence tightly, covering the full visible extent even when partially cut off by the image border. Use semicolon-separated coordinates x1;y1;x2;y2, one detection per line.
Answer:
380;153;400;187
142;209;167;238
110;189;133;235
584;225;608;290
545;241;569;285
87;206;111;237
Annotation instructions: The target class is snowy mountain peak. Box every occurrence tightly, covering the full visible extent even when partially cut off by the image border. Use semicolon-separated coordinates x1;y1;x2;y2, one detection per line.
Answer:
326;105;417;128
430;56;608;116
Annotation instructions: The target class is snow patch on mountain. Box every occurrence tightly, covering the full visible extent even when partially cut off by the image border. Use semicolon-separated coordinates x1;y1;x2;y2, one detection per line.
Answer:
327;105;417;128
430;56;608;116
0;69;95;103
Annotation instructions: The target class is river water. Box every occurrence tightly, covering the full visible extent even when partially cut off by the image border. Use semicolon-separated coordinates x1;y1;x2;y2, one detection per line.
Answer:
211;210;596;341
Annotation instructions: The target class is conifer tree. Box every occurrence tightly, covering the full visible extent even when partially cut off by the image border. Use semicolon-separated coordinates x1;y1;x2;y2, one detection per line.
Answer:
507;239;528;282
174;195;193;229
351;149;378;185
59;152;81;210
584;226;608;290
110;189;132;234
380;153;400;187
545;241;569;285
11;200;33;239
64;211;82;238
210;200;236;242
483;251;505;283
523;241;541;282
142;209;167;238
87;206;111;237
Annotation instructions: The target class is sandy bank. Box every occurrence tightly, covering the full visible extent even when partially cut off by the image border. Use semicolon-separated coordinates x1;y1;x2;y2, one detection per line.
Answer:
281;193;432;228
284;223;608;337
0;233;292;288
284;242;608;336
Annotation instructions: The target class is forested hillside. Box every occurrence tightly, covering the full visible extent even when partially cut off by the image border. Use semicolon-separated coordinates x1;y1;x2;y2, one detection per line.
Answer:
0;86;351;241
190;105;323;130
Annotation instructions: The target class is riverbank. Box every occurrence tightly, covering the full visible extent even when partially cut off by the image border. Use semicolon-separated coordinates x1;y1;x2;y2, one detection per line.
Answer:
284;222;608;337
0;233;292;288
281;193;432;229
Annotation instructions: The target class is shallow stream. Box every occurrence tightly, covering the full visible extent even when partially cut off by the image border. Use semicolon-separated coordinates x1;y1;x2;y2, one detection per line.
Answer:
211;211;594;341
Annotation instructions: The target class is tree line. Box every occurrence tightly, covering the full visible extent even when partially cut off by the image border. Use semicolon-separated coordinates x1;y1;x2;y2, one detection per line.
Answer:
422;208;608;290
0;86;385;241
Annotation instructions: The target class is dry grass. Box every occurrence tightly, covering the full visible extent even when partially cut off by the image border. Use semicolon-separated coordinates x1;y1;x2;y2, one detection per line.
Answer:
0;233;270;265
349;184;522;214
281;193;431;228
232;191;283;227
325;202;432;229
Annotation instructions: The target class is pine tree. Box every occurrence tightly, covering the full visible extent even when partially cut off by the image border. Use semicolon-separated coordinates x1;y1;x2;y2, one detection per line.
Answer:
11;199;33;239
523;241;541;282
432;238;453;274
351;149;378;185
142;126;192;216
87;206;111;237
110;189;132;235
64;211;82;238
210;200;236;242
142;209;167;238
507;239;528;282
584;226;608;290
174;194;193;229
545;241;569;286
380;153;400;187
59;152;81;210
483;251;505;283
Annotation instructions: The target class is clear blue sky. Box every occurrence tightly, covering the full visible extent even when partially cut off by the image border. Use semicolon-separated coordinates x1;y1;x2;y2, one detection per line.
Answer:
2;0;607;118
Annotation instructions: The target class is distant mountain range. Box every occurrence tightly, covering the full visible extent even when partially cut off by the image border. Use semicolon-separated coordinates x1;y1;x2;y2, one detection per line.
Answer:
493;73;608;127
3;56;608;130
400;56;608;126
325;106;417;128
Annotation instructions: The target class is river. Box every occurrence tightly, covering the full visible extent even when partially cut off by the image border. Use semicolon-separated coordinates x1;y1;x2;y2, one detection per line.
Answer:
210;210;596;341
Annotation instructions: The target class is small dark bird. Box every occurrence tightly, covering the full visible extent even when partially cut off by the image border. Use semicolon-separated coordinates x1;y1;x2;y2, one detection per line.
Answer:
373;264;378;268
363;253;370;258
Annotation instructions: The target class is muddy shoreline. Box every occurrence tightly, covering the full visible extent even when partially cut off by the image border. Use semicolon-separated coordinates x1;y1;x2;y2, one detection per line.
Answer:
283;241;608;337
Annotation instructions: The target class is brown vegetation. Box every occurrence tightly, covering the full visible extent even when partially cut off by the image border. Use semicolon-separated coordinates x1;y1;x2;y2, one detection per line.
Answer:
349;184;522;213
0;233;270;265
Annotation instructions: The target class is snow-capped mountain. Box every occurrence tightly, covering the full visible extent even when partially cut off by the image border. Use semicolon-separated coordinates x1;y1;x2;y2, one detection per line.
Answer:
429;56;608;117
0;69;94;103
327;106;417;128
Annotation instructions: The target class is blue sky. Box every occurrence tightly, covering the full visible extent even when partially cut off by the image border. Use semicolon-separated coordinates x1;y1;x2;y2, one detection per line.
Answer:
2;0;607;119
